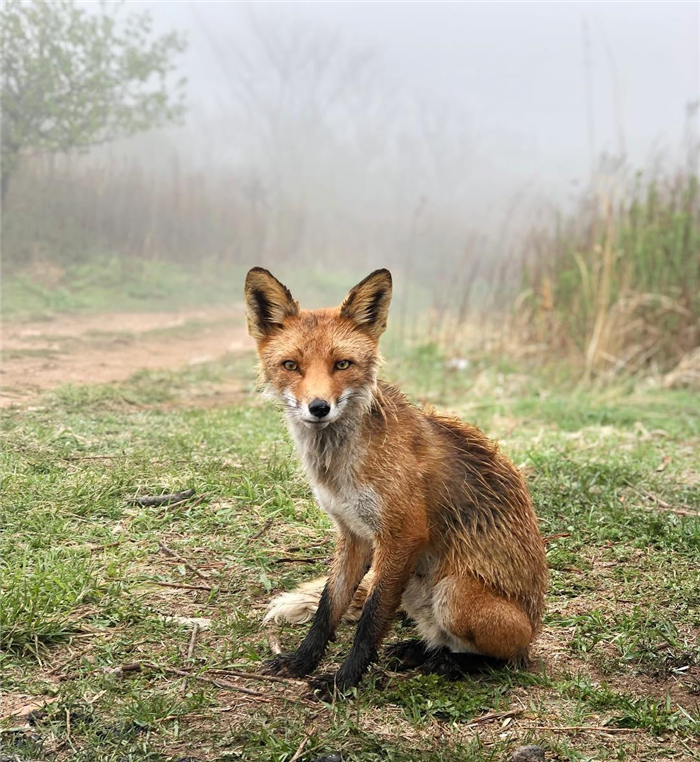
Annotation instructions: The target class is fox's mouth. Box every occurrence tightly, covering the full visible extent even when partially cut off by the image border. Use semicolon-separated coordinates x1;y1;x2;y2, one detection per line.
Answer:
301;418;332;430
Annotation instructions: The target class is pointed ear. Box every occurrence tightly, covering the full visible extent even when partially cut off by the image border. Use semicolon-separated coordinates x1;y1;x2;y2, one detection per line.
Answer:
340;269;392;339
244;267;299;340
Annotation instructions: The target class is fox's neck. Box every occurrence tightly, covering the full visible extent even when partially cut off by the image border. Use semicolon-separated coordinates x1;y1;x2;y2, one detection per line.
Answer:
285;388;375;487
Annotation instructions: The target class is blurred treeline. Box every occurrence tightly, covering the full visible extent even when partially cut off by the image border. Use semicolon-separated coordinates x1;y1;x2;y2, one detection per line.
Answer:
6;142;697;380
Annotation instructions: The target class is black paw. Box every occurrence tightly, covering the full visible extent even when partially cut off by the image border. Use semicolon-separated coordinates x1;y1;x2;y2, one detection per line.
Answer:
262;652;312;678
309;672;358;700
308;672;337;701
419;650;506;679
385;639;429;671
419;649;467;680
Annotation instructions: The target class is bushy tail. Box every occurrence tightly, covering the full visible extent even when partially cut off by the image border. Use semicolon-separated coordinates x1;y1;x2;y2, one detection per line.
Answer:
264;571;375;625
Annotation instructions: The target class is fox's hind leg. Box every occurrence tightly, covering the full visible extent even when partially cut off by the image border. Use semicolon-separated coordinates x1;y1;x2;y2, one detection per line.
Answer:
434;576;533;663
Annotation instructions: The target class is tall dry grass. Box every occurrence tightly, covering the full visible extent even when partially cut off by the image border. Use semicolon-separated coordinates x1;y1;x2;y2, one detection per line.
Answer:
513;164;699;378
1;153;271;269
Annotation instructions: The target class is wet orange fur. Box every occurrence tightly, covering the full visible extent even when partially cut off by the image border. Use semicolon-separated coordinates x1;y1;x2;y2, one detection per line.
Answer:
246;267;548;684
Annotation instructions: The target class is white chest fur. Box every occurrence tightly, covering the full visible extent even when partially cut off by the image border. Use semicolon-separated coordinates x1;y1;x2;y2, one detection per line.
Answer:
288;417;380;542
313;483;379;542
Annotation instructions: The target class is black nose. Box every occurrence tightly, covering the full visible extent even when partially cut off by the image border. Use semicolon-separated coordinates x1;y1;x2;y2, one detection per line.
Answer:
309;399;331;418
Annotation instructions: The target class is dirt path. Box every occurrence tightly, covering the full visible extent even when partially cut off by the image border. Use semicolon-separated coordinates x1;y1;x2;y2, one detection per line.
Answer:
1;307;254;407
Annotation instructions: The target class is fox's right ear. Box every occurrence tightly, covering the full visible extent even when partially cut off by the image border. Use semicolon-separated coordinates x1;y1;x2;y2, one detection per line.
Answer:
244;268;299;340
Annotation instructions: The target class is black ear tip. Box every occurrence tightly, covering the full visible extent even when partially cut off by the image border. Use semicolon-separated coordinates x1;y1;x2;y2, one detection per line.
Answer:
245;267;274;287
369;268;392;284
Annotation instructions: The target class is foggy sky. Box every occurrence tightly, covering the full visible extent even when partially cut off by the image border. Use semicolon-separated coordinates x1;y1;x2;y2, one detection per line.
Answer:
139;0;698;194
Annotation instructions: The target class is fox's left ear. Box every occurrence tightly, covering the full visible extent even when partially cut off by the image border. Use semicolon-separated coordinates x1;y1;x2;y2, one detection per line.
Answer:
340;269;392;339
244;268;299;340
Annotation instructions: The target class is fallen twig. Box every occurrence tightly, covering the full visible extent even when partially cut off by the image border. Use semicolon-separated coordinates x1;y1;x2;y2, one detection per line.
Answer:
150;580;216;593
251;517;275;540
543;532;571;544
464;708;524;728
268;633;282;655
181;624;200;695
283;541;327;553
62;454;118;461
158;541;210;581
114;663;143;674
47;651;79;676
186;623;200;661
156;709;232;724
181;495;207;511
273;556;331;565
159;665;269;699
112;662;270;699
206;668;305;685
129;489;195;507
623;481;698;517
92;540;123;551
289;734;311;762
522;724;645;734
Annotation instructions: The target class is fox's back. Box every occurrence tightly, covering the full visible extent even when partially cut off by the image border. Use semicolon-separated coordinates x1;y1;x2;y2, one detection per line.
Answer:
358;382;547;628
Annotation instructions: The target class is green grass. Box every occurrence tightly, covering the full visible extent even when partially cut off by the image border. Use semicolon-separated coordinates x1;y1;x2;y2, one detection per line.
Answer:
1;348;698;761
0;258;245;320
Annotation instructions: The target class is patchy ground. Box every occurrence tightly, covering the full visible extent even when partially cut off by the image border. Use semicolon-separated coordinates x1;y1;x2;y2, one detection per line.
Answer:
1;326;698;761
1;308;253;407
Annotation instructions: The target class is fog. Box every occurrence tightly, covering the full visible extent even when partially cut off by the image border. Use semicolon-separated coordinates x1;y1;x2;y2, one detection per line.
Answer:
144;1;698;197
8;1;699;301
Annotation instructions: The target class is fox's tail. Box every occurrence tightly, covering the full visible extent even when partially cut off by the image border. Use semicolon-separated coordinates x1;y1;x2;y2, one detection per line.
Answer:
264;571;375;625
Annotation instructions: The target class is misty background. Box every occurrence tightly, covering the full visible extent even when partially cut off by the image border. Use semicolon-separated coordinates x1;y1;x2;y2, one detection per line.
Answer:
162;1;698;194
3;0;698;377
92;1;700;201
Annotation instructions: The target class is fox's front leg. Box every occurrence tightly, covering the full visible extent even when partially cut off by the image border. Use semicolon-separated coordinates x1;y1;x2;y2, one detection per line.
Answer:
265;531;371;678
315;535;426;694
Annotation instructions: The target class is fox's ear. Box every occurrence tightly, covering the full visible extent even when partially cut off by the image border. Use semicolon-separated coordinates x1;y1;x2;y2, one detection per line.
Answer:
340;269;392;339
244;268;299;340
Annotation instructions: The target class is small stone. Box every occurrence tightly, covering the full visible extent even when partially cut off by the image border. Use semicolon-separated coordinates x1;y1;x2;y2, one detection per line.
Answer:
310;756;342;762
511;746;545;762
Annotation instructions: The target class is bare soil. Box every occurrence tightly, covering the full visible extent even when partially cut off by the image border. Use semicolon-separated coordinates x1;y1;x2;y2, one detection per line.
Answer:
1;308;253;407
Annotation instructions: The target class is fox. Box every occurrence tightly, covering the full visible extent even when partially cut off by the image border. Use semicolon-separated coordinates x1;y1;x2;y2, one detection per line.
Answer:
244;267;548;694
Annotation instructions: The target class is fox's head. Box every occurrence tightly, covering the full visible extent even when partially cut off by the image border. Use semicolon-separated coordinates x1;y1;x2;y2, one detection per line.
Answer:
244;268;392;430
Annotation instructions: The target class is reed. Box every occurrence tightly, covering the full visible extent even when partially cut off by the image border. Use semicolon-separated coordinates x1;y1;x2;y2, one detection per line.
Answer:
514;165;699;378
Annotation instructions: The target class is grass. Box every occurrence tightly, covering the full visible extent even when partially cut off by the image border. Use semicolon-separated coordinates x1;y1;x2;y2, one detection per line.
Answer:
0;256;389;322
1;258;226;319
518;167;699;376
1;344;698;761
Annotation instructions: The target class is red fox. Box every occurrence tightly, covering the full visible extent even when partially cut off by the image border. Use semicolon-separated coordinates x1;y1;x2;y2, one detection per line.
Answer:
245;267;548;693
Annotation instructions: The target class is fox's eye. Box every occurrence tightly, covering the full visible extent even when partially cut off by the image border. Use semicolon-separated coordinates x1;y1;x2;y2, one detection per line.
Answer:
335;360;352;370
282;360;298;371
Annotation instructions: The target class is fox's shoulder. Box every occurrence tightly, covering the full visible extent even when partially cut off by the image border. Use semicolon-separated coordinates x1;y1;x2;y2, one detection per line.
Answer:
372;379;453;422
370;379;446;434
374;379;410;407
373;379;493;448
372;380;455;423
